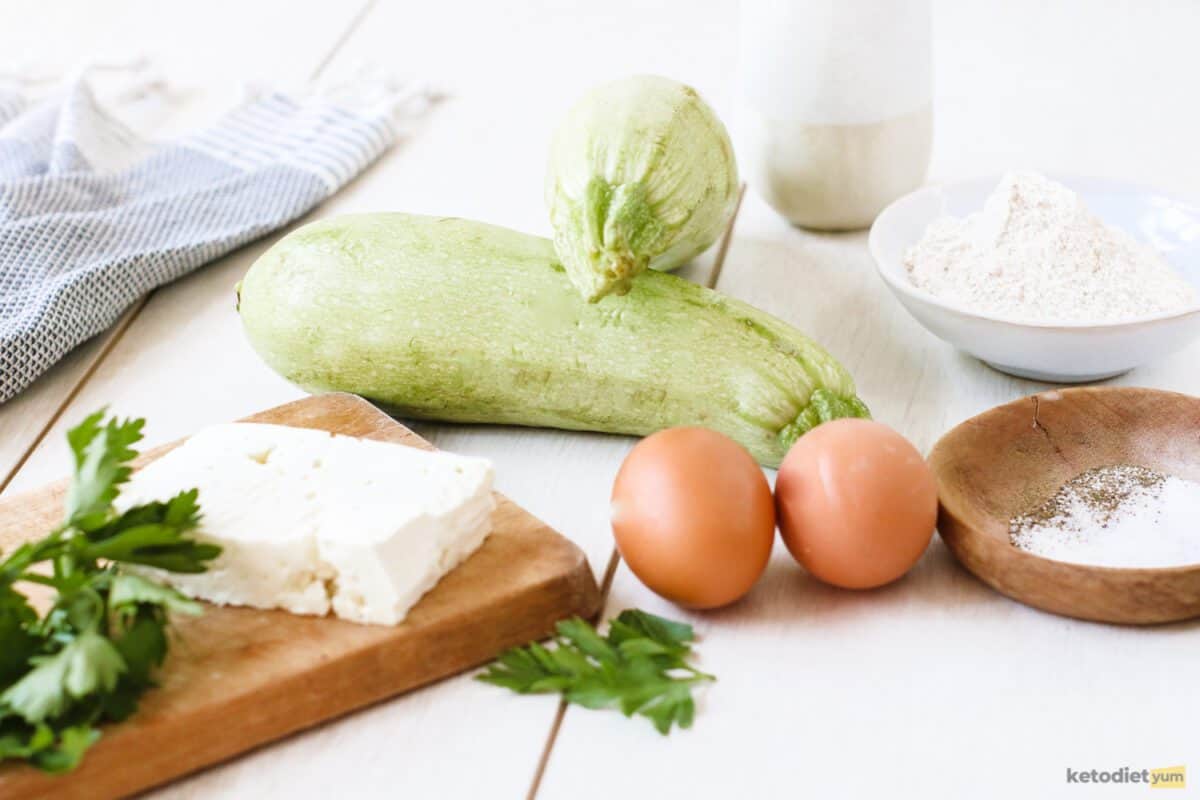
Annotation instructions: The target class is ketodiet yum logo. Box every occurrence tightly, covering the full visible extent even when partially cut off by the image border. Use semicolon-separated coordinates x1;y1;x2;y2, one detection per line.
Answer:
1066;765;1186;789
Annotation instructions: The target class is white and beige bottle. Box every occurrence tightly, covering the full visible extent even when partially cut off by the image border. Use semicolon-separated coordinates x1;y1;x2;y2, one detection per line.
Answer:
738;0;932;230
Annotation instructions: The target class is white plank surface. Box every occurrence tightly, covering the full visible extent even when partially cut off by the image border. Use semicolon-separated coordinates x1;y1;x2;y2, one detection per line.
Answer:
541;2;1200;798
4;0;1199;798
0;0;371;493
1;0;376;492
541;191;1200;800
0;1;151;491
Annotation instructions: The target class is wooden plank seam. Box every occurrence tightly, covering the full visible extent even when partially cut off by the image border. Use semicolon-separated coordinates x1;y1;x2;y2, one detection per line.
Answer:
524;182;749;799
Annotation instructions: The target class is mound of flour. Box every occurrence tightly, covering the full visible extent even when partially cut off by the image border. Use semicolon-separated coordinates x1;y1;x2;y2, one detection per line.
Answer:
904;171;1197;323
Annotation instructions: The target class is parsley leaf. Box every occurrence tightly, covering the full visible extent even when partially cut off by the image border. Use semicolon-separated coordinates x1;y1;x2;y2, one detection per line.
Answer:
64;410;144;530
477;610;714;734
609;609;694;651
0;719;101;774
0;409;220;774
30;724;100;773
1;631;126;724
108;611;169;693
0;588;38;685
108;574;202;618
80;489;216;573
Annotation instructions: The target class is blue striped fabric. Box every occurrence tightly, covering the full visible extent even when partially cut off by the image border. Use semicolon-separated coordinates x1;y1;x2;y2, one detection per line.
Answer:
0;76;397;402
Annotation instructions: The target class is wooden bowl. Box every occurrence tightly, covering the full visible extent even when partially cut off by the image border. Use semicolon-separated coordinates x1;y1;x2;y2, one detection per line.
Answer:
929;387;1200;624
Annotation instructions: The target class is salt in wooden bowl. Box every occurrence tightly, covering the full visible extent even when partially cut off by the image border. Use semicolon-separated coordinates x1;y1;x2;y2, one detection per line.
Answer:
928;386;1200;624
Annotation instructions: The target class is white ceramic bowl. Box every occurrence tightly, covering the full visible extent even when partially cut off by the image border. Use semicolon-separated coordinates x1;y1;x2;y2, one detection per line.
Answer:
869;175;1200;382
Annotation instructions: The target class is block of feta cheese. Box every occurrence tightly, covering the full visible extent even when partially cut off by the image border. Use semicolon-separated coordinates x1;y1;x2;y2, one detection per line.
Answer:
115;423;496;625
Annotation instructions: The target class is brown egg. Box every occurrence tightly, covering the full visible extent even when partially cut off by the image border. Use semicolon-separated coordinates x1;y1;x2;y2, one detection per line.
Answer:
776;419;936;589
611;427;775;609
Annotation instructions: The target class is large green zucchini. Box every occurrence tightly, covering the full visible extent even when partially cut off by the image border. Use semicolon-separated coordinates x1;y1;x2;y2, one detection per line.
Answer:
237;213;868;466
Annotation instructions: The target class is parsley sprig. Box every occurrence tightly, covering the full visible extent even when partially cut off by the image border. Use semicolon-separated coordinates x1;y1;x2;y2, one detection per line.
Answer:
0;410;219;773
477;609;714;734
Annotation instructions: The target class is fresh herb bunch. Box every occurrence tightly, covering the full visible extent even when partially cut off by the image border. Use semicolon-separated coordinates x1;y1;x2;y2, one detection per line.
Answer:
478;609;714;734
0;410;219;773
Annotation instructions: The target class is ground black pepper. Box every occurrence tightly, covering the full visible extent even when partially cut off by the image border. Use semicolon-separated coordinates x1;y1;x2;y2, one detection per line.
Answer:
1010;465;1166;542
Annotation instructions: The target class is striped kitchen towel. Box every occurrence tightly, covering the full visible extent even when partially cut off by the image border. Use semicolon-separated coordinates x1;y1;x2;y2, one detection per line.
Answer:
0;66;420;402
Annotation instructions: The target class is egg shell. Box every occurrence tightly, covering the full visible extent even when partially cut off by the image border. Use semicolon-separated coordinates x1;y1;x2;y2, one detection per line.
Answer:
776;418;937;589
611;427;775;609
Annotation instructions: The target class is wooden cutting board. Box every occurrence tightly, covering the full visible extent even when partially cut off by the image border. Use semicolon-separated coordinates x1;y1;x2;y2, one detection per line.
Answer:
0;393;601;799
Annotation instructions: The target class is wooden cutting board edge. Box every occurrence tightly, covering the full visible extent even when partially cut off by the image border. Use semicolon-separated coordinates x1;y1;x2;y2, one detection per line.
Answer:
0;393;602;799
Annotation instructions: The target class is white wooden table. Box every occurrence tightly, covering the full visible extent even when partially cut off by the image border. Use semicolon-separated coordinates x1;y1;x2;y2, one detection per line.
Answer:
3;1;1198;797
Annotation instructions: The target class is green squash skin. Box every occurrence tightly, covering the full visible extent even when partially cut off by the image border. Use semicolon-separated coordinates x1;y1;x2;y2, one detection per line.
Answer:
238;213;868;467
546;75;739;301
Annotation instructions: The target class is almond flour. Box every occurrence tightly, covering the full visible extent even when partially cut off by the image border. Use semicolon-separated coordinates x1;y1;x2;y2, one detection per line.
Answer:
905;171;1198;323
